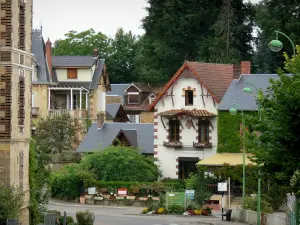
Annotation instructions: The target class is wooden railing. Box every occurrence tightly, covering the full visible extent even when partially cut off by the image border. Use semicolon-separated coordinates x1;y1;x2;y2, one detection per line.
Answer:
48;109;88;119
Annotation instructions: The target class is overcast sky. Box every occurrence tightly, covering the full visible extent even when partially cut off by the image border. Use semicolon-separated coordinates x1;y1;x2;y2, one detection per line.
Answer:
33;0;261;42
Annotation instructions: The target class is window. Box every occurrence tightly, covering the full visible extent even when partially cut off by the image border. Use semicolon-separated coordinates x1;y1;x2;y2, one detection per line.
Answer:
169;120;180;142
185;90;193;105
149;97;155;104
67;68;78;79
128;93;139;104
128;114;140;123
198;120;209;143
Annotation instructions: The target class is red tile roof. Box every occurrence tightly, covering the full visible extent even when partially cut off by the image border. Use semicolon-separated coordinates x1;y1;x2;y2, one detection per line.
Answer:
148;61;240;110
157;109;215;117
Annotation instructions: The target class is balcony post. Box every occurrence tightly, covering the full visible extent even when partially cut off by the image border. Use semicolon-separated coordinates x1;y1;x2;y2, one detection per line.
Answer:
85;93;88;110
48;88;51;110
79;89;82;109
70;89;73;110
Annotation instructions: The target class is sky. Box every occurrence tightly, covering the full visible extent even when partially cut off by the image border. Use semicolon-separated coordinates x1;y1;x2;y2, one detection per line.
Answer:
33;0;261;42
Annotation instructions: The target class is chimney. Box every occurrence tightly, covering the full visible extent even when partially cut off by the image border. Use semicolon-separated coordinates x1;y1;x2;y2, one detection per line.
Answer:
46;38;53;77
97;112;105;129
93;48;99;59
240;61;251;74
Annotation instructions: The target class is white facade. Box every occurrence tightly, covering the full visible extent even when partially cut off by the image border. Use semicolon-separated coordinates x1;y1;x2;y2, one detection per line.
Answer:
55;66;95;82
154;68;218;179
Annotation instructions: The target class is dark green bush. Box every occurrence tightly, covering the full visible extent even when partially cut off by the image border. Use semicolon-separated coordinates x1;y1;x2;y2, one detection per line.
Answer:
243;196;273;214
59;216;74;225
167;204;185;214
76;211;95;225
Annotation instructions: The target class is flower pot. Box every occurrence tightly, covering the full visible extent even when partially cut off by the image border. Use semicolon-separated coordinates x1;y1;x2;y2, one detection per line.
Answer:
94;196;104;201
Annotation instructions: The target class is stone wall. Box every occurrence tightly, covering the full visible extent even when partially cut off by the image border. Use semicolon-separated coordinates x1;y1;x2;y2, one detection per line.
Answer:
140;111;154;123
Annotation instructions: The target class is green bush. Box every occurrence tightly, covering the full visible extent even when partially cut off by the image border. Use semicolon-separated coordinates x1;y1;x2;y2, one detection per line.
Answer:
59;216;74;225
81;146;160;182
0;186;23;224
51;164;93;200
186;202;200;210
243;196;273;214
76;211;95;225
167;204;185;214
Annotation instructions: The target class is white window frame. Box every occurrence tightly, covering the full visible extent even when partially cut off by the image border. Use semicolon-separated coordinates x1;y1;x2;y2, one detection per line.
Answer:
127;92;139;104
31;92;35;107
127;114;140;123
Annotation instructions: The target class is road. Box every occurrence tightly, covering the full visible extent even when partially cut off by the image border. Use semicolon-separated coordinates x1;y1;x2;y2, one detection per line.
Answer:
48;200;244;225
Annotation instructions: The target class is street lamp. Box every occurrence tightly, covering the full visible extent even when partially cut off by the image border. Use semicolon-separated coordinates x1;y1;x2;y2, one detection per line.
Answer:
268;30;296;57
243;81;262;225
229;103;246;201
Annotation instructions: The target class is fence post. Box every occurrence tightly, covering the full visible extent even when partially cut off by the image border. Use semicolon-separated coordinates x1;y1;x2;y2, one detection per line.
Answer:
63;211;66;225
296;198;299;225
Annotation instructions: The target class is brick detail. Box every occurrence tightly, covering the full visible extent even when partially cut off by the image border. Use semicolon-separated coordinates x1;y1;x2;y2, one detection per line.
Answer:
182;86;197;97
176;165;179;169
176;172;179;176
154;145;158;148
154;109;158;112
154;135;158;139
154;151;158;155
154;157;158;161
0;96;5;104
176;159;178;162
154;115;158;119
154;128;158;132
154;122;158;126
0;125;5;132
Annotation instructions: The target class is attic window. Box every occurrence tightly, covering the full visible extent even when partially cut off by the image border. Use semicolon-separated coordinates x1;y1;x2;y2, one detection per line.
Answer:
67;68;77;79
128;93;139;104
185;90;193;106
149;94;156;104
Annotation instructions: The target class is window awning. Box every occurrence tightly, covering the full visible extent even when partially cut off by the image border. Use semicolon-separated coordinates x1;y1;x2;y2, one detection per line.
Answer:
157;109;215;117
197;153;256;166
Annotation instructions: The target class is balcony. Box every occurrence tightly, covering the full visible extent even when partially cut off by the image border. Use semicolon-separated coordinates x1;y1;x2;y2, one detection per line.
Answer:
48;109;88;119
193;142;212;148
32;107;39;116
163;141;183;148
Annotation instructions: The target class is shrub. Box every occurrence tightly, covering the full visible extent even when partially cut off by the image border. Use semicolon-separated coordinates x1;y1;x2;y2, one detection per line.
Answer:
142;208;149;214
76;211;95;225
186;202;200;210
59;216;74;225
81;146;160;182
167;204;185;214
194;209;202;215
157;208;166;214
243;196;273;214
0;186;23;224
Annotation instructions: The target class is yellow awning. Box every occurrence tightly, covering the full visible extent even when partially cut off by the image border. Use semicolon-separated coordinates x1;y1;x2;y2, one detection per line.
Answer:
197;153;256;166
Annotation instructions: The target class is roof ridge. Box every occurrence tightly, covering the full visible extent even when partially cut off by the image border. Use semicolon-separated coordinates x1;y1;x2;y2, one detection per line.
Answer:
187;61;235;66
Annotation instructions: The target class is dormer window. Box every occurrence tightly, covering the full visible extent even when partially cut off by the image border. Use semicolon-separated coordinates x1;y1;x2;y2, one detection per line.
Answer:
149;94;156;104
128;92;139;104
67;68;77;79
185;90;193;106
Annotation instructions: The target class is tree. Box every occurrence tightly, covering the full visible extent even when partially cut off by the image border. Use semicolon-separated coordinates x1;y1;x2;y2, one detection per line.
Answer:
246;46;300;186
29;140;51;225
0;186;23;224
35;114;82;154
253;0;300;73
52;29;111;57
105;28;138;83
82;146;160;182
134;0;254;84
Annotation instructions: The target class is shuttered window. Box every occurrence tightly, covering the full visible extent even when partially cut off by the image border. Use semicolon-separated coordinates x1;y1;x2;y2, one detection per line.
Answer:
67;68;78;79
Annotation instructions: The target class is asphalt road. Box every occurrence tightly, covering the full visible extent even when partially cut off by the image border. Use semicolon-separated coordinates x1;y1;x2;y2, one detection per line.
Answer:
47;200;243;225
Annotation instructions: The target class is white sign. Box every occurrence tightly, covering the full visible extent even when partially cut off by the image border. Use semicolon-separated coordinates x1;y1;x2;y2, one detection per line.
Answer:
218;182;227;192
185;190;195;200
169;194;175;197
88;187;96;195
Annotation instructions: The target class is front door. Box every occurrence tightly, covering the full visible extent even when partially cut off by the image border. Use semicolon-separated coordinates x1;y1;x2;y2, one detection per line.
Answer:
178;157;199;179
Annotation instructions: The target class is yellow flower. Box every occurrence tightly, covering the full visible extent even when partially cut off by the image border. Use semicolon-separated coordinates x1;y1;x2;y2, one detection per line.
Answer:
158;208;165;214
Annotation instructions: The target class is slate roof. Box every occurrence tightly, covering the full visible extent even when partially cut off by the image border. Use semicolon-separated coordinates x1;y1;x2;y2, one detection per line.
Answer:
106;104;121;119
218;74;283;111
77;122;154;154
106;84;131;96
158;109;216;117
149;61;239;110
122;130;138;147
90;59;105;89
32;29;51;82
52;56;97;67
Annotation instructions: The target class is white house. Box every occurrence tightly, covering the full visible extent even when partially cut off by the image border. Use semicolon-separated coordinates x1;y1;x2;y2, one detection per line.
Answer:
148;60;251;179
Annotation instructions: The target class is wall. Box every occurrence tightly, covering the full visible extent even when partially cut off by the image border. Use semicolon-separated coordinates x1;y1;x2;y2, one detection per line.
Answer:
106;95;123;104
232;208;288;225
55;68;92;82
140;111;154;123
32;84;49;118
154;69;218;178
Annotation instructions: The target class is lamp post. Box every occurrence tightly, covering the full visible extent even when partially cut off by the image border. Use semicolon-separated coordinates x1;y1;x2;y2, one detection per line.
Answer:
242;81;262;225
268;30;296;57
229;103;246;201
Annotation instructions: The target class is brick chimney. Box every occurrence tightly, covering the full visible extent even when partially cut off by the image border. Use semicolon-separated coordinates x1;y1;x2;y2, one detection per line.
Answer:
240;61;251;74
46;38;52;77
97;112;105;129
93;48;99;59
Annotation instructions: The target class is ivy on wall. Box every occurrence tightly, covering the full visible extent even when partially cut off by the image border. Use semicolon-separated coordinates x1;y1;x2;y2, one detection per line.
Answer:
217;111;255;153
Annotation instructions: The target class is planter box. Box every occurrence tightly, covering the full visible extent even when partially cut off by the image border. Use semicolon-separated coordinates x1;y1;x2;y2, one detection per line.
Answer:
116;196;125;200
94;196;104;201
139;197;148;201
126;196;136;200
85;195;93;200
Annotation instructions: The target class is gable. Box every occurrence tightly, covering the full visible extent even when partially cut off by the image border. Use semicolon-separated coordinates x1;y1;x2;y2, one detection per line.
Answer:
126;85;140;92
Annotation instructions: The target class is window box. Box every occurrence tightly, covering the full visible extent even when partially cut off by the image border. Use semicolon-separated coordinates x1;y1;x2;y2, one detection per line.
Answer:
193;142;212;148
164;141;183;148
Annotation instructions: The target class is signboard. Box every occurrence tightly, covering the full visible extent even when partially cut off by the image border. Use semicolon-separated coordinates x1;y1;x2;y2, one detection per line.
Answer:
218;182;227;192
117;188;127;196
185;190;195;200
166;192;186;208
88;187;96;195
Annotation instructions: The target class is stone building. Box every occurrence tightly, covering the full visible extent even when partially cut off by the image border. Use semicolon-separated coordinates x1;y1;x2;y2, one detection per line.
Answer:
0;0;33;224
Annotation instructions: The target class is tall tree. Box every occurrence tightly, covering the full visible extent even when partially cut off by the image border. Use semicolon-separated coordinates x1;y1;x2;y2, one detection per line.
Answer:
134;0;254;84
105;28;138;83
253;0;300;73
